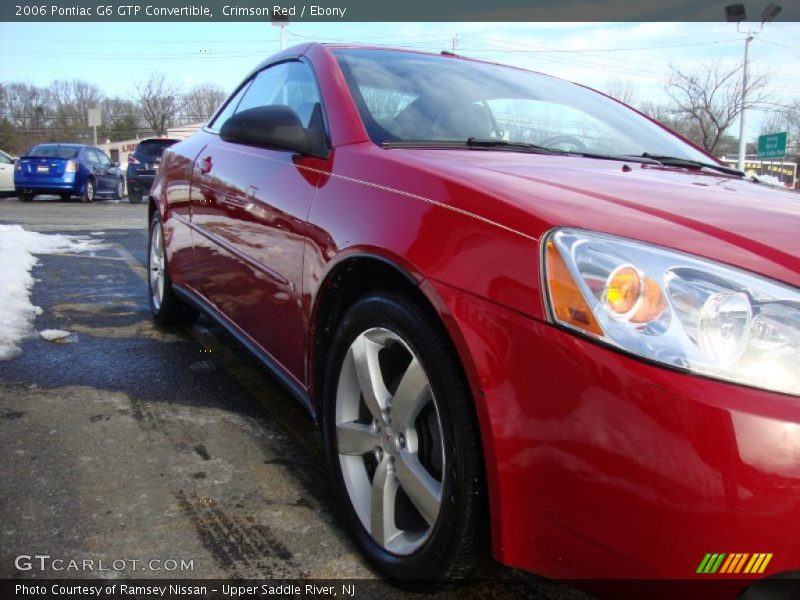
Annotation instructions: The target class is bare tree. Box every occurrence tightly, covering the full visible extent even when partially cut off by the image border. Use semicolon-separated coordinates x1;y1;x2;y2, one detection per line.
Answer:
3;83;52;149
183;83;227;124
134;73;184;136
101;97;141;141
49;79;103;141
664;62;771;154
604;78;637;106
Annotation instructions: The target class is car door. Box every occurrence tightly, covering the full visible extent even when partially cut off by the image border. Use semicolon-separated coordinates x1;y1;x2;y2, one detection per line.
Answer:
190;60;326;382
82;148;105;191
92;148;116;191
0;152;14;192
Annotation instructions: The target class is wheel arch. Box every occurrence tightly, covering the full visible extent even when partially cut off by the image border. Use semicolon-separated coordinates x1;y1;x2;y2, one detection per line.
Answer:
309;251;482;405
308;250;499;565
307;250;489;467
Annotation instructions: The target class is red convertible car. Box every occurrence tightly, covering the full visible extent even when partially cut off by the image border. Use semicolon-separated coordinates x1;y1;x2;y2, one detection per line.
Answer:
149;44;800;585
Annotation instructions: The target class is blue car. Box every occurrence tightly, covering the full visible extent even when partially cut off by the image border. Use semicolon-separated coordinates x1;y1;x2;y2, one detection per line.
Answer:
14;143;125;203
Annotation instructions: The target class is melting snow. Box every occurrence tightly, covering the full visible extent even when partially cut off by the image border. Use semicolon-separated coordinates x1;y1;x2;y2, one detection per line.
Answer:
0;224;106;360
39;329;72;342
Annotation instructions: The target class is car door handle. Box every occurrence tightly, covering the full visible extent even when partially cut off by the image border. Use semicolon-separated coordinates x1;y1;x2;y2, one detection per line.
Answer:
196;156;213;175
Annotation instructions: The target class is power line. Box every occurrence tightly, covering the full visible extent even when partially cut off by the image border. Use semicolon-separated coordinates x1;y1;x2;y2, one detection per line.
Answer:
458;34;743;54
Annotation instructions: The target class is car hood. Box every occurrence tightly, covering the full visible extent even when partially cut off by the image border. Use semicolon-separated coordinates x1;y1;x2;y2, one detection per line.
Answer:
391;149;800;288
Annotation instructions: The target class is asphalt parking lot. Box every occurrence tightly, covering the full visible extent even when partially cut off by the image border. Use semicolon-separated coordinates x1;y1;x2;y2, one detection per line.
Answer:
0;196;592;599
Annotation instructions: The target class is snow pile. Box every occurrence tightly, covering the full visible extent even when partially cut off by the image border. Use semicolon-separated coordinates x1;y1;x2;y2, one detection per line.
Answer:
39;329;72;342
0;224;106;360
753;174;786;188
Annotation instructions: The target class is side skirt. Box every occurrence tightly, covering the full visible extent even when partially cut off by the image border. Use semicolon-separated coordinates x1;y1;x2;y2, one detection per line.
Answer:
173;283;318;424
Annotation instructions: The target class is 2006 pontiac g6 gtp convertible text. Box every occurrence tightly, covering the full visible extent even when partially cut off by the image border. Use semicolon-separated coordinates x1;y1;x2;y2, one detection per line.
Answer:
147;44;800;586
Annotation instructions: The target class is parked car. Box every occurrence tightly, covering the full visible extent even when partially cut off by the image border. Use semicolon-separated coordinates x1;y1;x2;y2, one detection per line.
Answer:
126;138;180;204
14;143;124;202
0;149;15;194
149;45;800;586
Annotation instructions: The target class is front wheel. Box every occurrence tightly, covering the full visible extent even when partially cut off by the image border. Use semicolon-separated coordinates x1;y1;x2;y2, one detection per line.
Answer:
113;178;125;200
148;213;198;325
80;179;95;203
18;192;34;202
322;292;488;587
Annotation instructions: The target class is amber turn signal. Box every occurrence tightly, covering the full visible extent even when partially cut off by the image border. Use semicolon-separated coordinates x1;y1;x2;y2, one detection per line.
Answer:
546;241;603;336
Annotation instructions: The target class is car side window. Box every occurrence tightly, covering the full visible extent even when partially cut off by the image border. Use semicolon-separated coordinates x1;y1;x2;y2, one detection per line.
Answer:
235;61;322;129
0;153;12;165
82;149;98;164
95;150;112;166
207;80;252;133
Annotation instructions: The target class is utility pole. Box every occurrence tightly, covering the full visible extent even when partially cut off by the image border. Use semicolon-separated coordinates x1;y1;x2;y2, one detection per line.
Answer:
272;16;289;50
452;33;458;53
725;3;782;172
737;34;752;172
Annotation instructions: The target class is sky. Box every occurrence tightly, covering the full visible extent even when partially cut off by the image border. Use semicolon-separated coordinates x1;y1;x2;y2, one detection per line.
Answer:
1;21;799;141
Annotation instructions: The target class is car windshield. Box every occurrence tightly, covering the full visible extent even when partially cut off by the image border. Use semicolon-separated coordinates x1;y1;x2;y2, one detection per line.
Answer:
333;49;710;162
137;140;178;157
27;145;79;159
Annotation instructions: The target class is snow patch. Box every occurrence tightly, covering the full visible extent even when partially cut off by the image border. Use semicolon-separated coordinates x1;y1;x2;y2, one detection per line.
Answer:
0;224;106;360
753;174;786;188
39;329;72;342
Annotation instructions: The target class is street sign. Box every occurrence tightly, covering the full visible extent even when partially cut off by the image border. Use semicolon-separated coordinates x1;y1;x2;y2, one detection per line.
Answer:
757;132;787;159
87;107;101;127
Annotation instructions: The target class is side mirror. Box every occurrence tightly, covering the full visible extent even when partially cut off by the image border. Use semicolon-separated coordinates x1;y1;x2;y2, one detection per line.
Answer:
220;105;329;159
112;161;120;168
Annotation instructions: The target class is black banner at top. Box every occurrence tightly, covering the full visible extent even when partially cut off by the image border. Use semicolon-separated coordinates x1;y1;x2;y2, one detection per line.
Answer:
3;0;800;22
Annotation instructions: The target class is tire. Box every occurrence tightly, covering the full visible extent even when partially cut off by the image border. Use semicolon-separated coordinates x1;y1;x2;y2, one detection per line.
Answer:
60;193;72;201
113;178;125;200
128;191;142;204
148;213;198;326
322;291;488;587
19;192;34;202
80;178;95;203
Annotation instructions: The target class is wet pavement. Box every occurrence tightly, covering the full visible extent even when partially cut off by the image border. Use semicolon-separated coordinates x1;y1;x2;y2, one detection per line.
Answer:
0;196;592;599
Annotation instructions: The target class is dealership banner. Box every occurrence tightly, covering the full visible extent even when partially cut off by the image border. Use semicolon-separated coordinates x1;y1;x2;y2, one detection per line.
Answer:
4;578;800;599
4;0;800;22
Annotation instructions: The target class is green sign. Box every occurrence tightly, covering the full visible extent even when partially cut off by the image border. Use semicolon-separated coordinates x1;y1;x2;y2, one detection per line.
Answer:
758;132;787;159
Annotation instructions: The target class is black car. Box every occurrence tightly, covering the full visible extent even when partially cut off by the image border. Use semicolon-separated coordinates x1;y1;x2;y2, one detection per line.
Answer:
126;138;179;204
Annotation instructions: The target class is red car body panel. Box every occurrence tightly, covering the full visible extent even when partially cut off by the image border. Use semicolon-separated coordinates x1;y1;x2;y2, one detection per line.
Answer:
151;43;800;581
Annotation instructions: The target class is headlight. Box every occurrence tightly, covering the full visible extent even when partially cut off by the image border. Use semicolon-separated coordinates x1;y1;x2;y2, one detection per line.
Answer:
543;228;800;396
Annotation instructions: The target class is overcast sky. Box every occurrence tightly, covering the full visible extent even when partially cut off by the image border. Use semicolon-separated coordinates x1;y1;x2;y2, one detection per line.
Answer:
1;21;798;140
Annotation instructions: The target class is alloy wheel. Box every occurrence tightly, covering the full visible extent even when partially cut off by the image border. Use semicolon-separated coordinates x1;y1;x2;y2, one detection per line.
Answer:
335;327;444;555
149;220;165;311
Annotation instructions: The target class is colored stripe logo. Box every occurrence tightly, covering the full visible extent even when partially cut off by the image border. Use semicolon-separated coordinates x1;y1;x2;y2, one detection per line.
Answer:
697;553;773;574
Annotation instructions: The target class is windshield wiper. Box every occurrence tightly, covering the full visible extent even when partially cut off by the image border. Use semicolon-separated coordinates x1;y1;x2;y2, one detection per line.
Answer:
382;139;665;165
632;153;745;177
381;138;564;155
465;138;566;154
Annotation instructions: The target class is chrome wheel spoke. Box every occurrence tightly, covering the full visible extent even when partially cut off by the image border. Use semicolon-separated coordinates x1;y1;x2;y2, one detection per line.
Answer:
337;422;379;455
336;326;445;556
370;456;399;547
396;452;441;527
390;357;429;431
149;222;165;309
350;335;390;424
